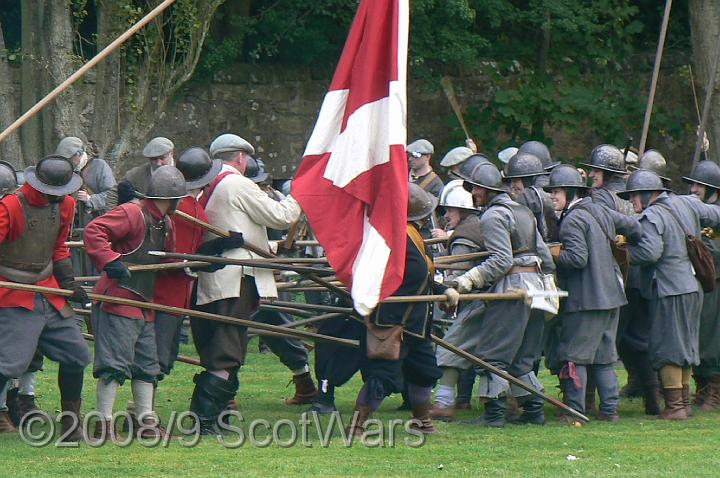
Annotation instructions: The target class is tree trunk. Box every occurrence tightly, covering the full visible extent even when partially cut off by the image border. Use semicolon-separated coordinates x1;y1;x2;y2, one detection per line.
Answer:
89;0;124;168
690;0;720;163
20;0;45;165
0;21;23;168
40;0;80;144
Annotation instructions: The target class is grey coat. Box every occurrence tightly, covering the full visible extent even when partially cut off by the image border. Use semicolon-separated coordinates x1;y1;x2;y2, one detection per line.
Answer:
591;176;635;216
472;193;555;289
557;197;642;312
629;193;720;299
82;157;116;215
515;186;559;242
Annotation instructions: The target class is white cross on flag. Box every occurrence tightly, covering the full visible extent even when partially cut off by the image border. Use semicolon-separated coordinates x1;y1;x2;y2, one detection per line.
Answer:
292;0;409;315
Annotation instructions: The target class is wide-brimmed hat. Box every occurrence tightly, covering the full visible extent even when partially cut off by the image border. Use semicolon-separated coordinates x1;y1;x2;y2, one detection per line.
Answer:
24;155;83;196
176;147;222;190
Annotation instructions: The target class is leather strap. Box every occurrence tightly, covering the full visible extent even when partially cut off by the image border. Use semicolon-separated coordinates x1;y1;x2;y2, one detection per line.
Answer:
198;170;236;208
417;171;439;192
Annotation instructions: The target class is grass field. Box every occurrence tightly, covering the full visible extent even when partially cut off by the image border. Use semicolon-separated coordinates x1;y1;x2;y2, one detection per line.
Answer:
3;338;720;478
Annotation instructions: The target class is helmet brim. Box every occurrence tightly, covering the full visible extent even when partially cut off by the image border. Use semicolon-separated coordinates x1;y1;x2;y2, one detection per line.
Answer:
407;194;439;222
616;187;669;200
681;176;720;190
630;165;672;183
542;184;589;192
185;158;223;190
580;163;626;175
24;166;83;196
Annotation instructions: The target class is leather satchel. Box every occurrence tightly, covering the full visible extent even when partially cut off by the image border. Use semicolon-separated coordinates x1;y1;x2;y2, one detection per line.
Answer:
659;204;716;293
365;276;428;361
364;318;405;361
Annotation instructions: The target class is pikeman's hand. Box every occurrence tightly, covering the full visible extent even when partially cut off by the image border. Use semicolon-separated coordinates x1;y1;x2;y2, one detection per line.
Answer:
440;288;460;312
69;286;89;304
196;231;245;256
189;261;226;273
431;228;448;239
453;272;479;293
550;244;562;262
104;259;131;279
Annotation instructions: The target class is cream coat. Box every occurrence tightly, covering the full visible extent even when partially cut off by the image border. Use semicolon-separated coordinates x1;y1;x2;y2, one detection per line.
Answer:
196;164;301;304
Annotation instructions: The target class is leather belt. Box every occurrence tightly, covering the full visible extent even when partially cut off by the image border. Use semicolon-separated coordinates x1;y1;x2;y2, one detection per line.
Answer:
508;265;538;275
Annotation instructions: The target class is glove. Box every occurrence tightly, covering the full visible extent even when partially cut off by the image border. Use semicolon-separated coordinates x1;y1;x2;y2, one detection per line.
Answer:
104;259;131;279
189;261;226;273
224;231;245;249
69;286;89;304
196;231;244;256
440;287;460;312
117;180;138;205
453;266;485;293
53;258;89;304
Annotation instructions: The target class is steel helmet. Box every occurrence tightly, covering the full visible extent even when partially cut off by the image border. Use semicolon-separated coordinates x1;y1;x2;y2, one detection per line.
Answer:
518;140;558;170
581;144;626;174
408;182;439;221
617;169;668;200
145;165;189;200
439;180;476;211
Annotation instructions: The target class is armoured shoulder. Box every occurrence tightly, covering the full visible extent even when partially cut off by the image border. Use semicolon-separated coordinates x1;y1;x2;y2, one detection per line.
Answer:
450;215;484;247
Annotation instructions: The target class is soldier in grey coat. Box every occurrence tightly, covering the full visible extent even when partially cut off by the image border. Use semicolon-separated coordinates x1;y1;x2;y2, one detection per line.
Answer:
621;169;720;420
55;137;117;217
517;140;559;189
682;160;720;410
448;162;555;427
504;152;559;242
585;144;660;413
545;165;642;422
430;180;484;421
123;137;175;195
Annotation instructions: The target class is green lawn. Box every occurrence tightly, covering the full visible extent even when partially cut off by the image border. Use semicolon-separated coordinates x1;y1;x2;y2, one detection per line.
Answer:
3;338;720;478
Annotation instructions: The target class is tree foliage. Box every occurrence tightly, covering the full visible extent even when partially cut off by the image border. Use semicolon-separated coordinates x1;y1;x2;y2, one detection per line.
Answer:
198;0;691;158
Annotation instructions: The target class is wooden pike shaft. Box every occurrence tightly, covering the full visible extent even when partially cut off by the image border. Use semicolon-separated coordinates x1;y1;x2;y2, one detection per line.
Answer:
260;300;354;314
172;212;348;299
149;251;334;275
0;0;177;144
430;335;590;422
638;0;673;156
381;291;527;304
0;282;358;348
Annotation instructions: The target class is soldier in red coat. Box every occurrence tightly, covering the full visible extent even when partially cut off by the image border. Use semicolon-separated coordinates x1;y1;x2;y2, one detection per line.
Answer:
84;165;187;441
153;148;243;378
0;156;91;442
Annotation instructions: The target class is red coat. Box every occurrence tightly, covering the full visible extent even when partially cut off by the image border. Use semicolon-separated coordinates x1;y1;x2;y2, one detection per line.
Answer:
153;196;208;310
84;200;174;321
0;184;75;312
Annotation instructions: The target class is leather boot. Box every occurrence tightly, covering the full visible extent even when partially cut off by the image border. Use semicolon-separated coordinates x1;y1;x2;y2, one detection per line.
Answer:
682;384;692;417
10;394;41;427
0;411;17;433
190;372;238;435
511;395;545;425
699;376;720;412
137;414;165;440
620;370;643;398
346;405;372;437
410;402;437;434
464;397;506;428
429;403;454;422
643;385;662;416
585;381;597;418
91;418;125;445
58;399;83;443
660;388;688;421
284;372;318;405
505;394;522;422
693;375;709;406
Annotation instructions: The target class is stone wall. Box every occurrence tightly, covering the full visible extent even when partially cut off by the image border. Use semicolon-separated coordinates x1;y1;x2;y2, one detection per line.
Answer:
147;63;697;182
